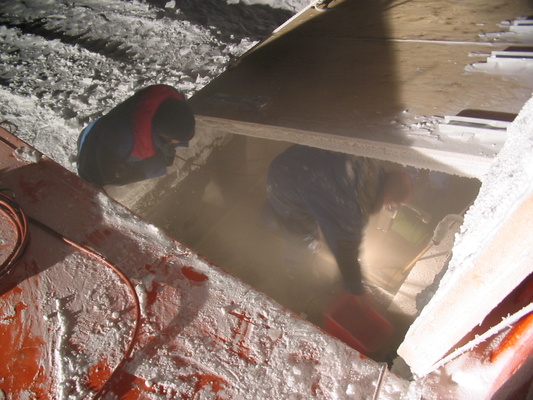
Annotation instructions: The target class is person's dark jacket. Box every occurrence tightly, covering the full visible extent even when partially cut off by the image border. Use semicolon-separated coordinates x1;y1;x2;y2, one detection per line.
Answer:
267;145;383;294
77;85;192;187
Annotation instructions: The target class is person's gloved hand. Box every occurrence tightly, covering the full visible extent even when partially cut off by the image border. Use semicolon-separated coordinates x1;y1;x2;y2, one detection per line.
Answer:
161;144;177;165
335;240;365;296
344;278;365;296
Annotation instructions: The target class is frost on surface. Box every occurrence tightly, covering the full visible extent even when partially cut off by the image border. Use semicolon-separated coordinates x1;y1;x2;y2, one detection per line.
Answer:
0;0;299;173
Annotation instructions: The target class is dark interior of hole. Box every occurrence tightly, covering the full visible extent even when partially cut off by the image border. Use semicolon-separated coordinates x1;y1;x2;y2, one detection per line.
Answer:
132;134;481;363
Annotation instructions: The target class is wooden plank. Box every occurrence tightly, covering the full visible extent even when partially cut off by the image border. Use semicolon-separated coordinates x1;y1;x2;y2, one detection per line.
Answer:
190;0;533;177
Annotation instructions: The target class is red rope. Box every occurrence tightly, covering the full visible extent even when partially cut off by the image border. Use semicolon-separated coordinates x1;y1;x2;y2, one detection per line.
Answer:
0;191;29;288
0;191;141;399
29;217;141;399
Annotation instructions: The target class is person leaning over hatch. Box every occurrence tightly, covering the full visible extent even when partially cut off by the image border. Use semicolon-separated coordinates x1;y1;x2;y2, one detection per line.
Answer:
77;84;195;187
264;145;413;296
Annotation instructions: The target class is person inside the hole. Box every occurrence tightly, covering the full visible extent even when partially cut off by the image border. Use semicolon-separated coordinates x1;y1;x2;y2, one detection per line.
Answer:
263;144;413;296
77;84;195;187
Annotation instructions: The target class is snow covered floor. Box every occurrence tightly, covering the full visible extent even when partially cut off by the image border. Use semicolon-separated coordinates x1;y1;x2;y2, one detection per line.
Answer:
0;0;308;171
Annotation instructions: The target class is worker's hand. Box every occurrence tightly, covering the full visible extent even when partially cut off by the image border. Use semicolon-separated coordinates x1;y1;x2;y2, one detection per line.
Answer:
343;279;365;296
161;144;177;165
